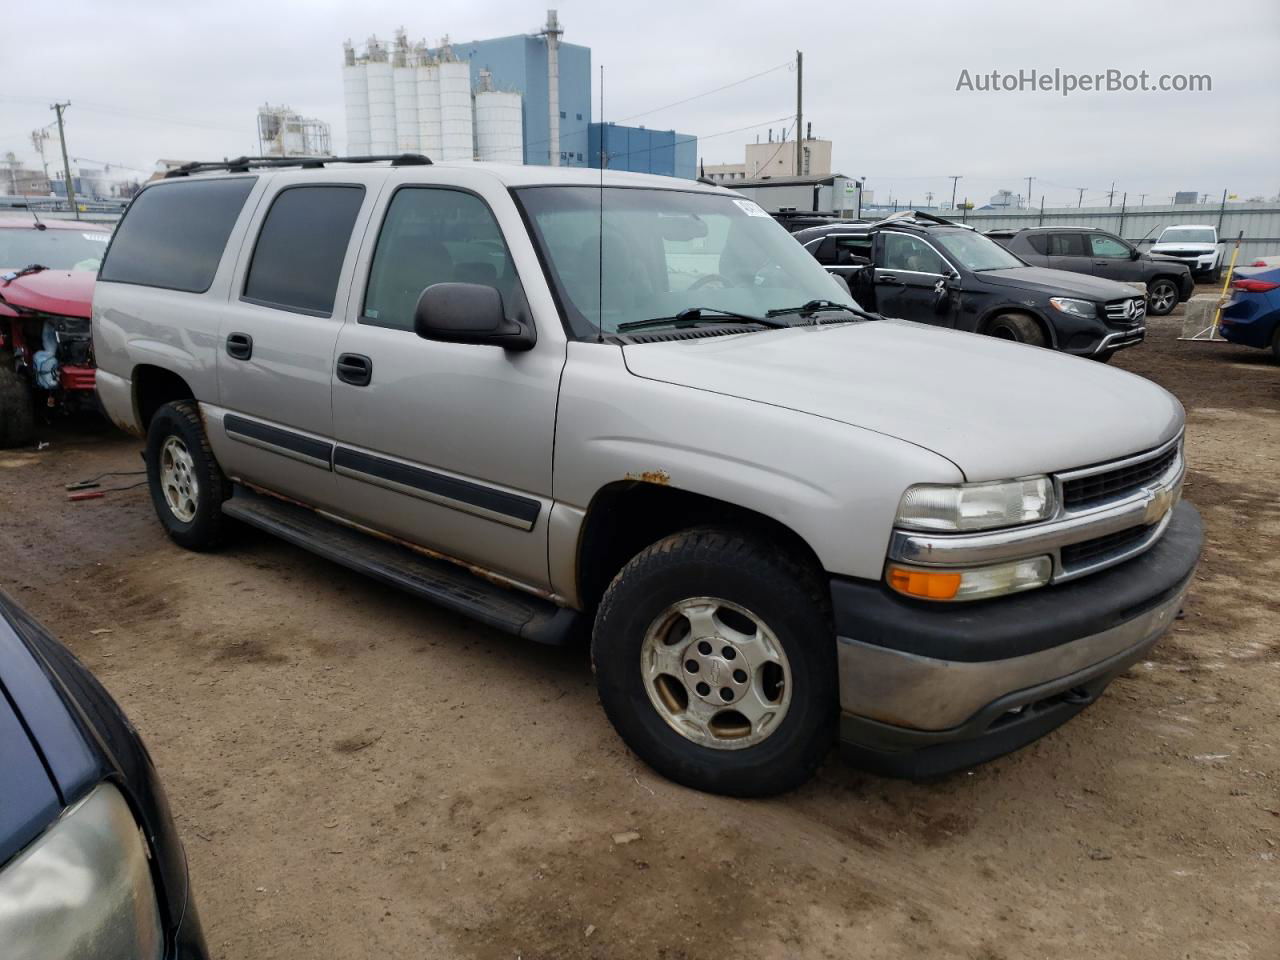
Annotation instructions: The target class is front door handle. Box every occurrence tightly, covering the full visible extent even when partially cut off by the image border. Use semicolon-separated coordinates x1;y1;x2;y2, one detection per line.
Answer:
226;332;253;361
336;353;372;387
878;274;902;284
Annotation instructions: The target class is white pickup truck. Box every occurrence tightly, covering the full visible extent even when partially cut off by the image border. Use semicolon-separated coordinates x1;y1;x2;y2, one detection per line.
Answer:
91;157;1202;795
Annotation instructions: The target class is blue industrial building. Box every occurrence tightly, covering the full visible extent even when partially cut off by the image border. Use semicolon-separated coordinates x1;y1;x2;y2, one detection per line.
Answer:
439;17;696;178
588;123;697;179
444;32;592;168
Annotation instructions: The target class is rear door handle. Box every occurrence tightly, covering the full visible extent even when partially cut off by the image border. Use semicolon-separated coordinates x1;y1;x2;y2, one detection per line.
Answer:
226;332;253;361
336;353;372;387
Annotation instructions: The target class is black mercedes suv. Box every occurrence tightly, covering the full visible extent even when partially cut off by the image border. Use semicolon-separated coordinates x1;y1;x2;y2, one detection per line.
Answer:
795;212;1148;360
987;225;1194;316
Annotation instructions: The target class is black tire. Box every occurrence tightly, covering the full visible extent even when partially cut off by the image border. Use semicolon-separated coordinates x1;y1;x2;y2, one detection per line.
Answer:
592;528;837;797
985;312;1048;347
1271;326;1280;365
1209;265;1221;285
0;352;35;448
145;400;230;550
1147;278;1179;316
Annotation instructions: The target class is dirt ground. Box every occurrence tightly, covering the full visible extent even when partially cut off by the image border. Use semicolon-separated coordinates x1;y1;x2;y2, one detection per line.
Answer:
1;303;1277;959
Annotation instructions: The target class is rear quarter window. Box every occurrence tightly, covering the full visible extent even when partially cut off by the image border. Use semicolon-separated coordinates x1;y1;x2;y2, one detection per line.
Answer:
99;177;256;293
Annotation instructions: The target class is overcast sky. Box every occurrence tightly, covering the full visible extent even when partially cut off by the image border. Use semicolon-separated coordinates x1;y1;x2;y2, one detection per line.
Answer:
3;0;1277;208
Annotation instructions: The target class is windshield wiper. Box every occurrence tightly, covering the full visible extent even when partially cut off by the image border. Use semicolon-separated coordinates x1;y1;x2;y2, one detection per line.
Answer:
617;306;789;333
1;263;49;286
766;300;877;321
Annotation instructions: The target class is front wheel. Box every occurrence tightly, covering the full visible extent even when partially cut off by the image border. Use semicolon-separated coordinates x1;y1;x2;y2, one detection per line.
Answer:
1147;278;1179;316
592;529;837;796
145;400;230;550
985;312;1048;347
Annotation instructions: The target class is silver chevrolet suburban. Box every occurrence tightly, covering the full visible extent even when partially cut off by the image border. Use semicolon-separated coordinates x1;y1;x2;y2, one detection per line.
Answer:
92;156;1202;795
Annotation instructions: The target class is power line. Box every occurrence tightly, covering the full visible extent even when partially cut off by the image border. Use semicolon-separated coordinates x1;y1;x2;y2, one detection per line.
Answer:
612;60;792;126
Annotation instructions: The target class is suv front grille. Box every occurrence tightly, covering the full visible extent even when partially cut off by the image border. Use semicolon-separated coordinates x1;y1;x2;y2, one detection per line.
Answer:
1061;444;1179;510
1102;296;1146;327
1060;525;1149;568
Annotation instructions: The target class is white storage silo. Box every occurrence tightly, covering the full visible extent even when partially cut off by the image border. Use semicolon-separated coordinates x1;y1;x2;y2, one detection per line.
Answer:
437;60;473;161
415;62;442;159
365;60;396;154
342;63;371;155
393;63;419;152
474;91;524;163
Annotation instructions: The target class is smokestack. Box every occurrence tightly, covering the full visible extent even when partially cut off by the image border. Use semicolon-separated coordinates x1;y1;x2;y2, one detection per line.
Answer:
542;10;563;166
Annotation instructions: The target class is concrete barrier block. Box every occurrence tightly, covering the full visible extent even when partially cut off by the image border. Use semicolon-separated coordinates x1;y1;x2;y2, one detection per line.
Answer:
1179;294;1225;338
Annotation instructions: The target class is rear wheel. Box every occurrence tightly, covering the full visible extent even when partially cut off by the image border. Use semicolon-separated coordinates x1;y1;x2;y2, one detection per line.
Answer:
1147;278;1179;316
592;528;837;797
145;400;230;550
0;353;35;448
1271;326;1280;364
985;312;1048;347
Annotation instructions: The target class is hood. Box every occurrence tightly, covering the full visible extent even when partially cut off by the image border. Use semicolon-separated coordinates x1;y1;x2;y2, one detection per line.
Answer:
1151;242;1216;255
978;266;1137;300
0;269;96;318
1147;253;1192;268
622;320;1183;481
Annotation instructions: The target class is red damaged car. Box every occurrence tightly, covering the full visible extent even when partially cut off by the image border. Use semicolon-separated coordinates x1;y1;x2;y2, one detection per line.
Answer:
0;216;111;446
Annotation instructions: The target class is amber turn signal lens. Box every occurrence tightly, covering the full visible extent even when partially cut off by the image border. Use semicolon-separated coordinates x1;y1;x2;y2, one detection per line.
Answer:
887;566;962;600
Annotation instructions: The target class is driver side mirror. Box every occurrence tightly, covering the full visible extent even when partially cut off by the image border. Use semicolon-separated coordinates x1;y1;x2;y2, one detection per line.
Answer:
1129;248;1142;260
413;283;535;351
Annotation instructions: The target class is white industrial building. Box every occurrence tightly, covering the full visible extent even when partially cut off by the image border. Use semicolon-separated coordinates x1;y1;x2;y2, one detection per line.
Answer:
256;105;332;158
342;30;523;162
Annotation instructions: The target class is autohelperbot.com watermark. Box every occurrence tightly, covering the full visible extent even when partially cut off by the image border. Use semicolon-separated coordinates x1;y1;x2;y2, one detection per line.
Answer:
955;68;1212;96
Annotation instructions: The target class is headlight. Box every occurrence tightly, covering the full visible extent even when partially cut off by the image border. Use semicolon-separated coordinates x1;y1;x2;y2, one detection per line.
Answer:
896;477;1055;532
1048;297;1098;319
0;784;163;960
887;556;1053;601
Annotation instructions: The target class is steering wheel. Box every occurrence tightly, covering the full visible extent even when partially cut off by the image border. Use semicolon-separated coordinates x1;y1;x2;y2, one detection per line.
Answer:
688;273;728;290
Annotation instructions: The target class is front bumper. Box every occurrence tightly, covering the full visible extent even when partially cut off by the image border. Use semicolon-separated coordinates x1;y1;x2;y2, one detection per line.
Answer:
833;501;1202;778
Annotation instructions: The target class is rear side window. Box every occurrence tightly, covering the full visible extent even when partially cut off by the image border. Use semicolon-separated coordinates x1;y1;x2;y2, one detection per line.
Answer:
1048;233;1087;257
243;185;365;316
1025;233;1050;255
100;178;256;292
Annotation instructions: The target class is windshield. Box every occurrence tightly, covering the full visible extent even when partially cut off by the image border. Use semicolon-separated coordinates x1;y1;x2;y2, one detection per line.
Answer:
932;229;1024;271
1158;227;1216;244
515;186;856;338
0;225;112;271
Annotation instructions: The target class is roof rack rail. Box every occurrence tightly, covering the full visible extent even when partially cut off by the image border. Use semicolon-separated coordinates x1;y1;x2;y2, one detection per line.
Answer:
164;154;432;179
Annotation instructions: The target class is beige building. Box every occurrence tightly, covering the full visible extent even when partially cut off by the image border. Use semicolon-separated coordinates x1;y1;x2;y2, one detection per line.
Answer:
745;137;831;179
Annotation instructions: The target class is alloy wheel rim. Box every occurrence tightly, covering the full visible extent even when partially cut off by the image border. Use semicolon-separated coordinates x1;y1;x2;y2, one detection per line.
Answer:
639;597;793;750
159;436;199;523
1152;283;1175;312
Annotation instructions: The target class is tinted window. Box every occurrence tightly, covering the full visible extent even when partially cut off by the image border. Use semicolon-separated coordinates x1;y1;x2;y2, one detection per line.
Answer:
882;233;944;273
363;188;522;332
1026;233;1050;255
100;178;256;292
933;230;1023;271
1090;234;1130;258
243;185;365;315
1048;233;1088;257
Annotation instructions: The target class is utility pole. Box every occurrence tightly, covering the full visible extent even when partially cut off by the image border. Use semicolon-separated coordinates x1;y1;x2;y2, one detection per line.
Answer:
1138;193;1146;206
1107;181;1116;207
924;191;934;208
794;50;803;177
1026;177;1034;211
51;102;78;220
949;175;961;210
1076;186;1086;207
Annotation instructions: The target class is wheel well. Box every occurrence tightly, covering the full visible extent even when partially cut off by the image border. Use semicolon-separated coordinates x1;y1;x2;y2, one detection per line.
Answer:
981;309;1054;347
134;365;195;430
575;481;824;611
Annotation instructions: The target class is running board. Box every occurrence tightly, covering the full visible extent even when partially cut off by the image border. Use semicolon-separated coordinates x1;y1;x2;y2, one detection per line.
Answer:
222;485;579;646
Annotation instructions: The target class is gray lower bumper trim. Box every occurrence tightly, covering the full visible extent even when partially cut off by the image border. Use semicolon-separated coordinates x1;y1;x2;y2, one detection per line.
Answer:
837;575;1189;731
